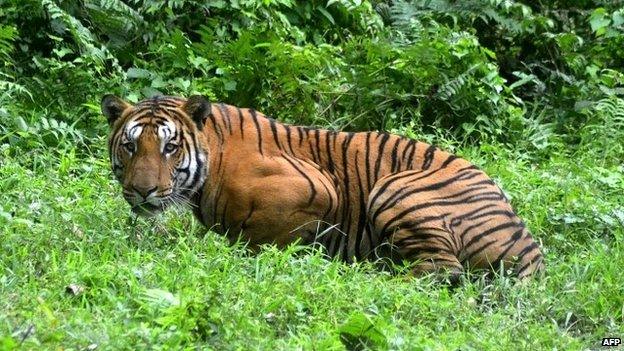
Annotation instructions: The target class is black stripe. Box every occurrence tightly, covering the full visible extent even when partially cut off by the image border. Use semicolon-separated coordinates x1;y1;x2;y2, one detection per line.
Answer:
207;108;224;143
176;131;192;185
490;228;525;266
464;179;495;188
212;179;225;226
367;170;425;215
429;185;492;202
516;241;539;259
389;137;402;172
189;134;205;190
327;228;341;257
220;199;229;230
176;166;191;184
462;239;498;263
456;165;479;172
240;202;255;230
236;107;245;138
406;141;417;168
364;133;373;191
399;214;452;231
353;150;368;260
464;222;521;250
450;204;497;227
402;246;455;260
325;131;335;172
153;117;169;127
516;250;542;277
127;123;145;139
400;139;413;165
422;145;437;170
379;214;449;241
440;154;458;168
130;105;153;117
297;127;304;147
218;103;233;135
281;154;317;207
461;208;517;222
341;213;351;262
268;118;281;148
285;125;295;154
408;228;455;250
392;232;440;248
250;109;263;155
314;129;321;164
373;133;390;182
319;179;334;219
339;133;355;252
304;129;318;163
458;218;494;244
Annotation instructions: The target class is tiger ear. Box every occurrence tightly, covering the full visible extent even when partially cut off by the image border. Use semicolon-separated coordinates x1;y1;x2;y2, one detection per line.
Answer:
182;95;211;131
101;95;131;126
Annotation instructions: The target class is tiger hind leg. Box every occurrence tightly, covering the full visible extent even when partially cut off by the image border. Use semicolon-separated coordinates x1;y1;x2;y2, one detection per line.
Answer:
367;166;544;281
388;226;464;284
367;169;472;282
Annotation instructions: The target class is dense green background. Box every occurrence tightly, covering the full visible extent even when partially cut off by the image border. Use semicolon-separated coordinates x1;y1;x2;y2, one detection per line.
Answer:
1;0;623;349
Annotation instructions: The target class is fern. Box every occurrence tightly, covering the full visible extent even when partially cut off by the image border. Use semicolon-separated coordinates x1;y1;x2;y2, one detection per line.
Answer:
579;97;624;161
388;0;532;35
41;0;108;64
436;64;480;102
0;25;29;104
0;25;17;61
592;98;624;131
94;0;144;21
0;73;32;109
84;0;147;46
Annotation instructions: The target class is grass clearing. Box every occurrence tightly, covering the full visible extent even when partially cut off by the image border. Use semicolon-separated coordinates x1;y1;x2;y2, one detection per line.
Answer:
1;136;622;350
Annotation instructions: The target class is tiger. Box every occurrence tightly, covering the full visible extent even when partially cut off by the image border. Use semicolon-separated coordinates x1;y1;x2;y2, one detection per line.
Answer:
101;94;544;281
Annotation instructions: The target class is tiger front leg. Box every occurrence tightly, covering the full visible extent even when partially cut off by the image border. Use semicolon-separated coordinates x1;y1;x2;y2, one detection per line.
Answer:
220;156;340;249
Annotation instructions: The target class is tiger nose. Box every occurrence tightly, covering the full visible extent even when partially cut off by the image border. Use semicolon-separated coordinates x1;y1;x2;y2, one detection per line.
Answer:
132;185;158;198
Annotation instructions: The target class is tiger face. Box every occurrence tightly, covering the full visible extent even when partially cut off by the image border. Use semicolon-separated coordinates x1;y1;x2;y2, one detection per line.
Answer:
101;95;211;217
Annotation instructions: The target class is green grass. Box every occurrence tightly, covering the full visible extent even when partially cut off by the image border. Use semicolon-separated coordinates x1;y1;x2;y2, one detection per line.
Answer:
1;135;623;350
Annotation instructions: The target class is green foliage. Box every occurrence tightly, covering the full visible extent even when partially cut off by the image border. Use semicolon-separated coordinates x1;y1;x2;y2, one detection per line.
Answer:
3;0;622;143
578;97;624;163
339;312;389;349
0;24;17;60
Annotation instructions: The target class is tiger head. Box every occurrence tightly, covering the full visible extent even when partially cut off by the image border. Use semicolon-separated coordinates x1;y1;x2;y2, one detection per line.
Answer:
101;95;211;217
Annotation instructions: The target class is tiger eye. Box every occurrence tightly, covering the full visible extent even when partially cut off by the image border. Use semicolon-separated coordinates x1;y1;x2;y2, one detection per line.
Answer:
164;143;178;153
123;142;135;153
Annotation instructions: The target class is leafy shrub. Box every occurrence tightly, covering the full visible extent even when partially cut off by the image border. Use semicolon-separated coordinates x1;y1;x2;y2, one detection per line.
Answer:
1;0;624;150
578;97;624;164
